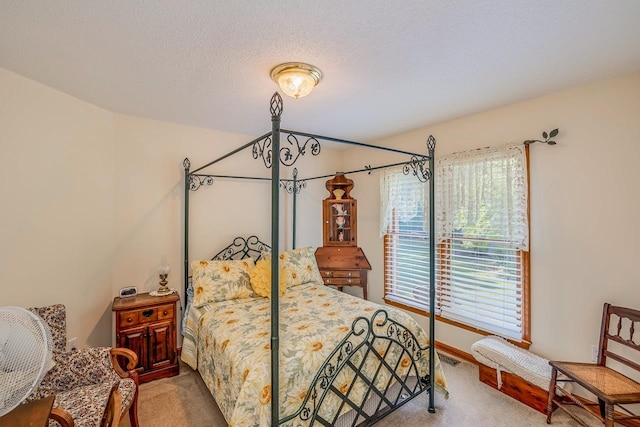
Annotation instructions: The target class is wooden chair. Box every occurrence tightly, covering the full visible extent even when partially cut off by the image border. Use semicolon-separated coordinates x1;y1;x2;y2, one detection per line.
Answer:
26;304;139;427
546;303;640;426
100;383;121;427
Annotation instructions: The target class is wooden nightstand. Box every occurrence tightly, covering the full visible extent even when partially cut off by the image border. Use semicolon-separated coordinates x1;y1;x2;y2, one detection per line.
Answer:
112;292;180;383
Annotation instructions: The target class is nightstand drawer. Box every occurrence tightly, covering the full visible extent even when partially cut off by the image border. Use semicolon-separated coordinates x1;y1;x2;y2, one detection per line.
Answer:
157;304;174;321
119;311;139;327
119;304;174;327
321;270;360;278
324;277;362;286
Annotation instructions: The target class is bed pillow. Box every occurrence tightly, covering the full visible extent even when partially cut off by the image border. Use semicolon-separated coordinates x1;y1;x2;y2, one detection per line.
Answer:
249;258;287;298
263;246;324;287
191;258;255;307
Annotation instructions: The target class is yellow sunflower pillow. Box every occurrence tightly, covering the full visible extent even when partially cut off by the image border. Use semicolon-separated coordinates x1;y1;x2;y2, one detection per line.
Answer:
263;247;324;288
191;258;255;307
249;258;287;298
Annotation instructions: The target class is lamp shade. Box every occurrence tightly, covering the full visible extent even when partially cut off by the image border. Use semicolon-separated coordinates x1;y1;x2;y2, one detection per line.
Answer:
270;62;322;99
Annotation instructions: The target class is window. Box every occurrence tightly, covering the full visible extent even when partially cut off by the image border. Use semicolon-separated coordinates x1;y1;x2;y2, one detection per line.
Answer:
382;144;530;343
381;169;432;311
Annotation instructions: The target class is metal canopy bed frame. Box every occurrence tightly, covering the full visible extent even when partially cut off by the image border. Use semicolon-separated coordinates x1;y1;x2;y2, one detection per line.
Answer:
182;92;437;426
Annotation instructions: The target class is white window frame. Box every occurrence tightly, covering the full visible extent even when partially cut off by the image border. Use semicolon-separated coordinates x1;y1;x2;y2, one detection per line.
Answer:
382;144;531;345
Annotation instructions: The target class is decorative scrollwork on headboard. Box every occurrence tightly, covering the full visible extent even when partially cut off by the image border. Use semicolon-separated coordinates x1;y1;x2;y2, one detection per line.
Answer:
211;236;271;261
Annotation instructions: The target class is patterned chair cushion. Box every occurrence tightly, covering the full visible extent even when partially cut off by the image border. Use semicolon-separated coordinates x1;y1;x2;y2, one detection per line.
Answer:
28;303;67;353
30;347;123;398
48;378;136;427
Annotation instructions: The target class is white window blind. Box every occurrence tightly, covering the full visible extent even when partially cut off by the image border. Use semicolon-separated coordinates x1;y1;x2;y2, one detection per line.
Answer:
382;167;431;311
437;143;528;340
382;144;529;341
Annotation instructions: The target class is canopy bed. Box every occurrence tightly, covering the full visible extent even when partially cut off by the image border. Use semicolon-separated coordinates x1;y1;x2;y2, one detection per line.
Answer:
180;92;445;426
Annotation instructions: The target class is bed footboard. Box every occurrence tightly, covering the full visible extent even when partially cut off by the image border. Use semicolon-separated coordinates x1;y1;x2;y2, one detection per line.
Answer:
280;309;432;426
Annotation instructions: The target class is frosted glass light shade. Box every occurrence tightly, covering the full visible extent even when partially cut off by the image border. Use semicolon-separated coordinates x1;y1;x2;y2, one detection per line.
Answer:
270;63;322;99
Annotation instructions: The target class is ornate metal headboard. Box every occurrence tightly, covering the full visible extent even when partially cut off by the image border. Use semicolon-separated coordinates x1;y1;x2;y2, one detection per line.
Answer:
210;235;271;261
183;236;271;336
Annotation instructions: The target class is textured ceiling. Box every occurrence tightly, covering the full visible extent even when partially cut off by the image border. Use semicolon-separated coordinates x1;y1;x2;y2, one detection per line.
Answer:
1;1;640;142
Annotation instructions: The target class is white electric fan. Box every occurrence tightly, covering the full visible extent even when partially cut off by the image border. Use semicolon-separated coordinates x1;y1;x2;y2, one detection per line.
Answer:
0;306;54;416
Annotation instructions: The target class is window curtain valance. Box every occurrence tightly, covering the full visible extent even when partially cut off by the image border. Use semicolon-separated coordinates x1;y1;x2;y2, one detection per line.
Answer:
380;166;429;237
436;143;529;251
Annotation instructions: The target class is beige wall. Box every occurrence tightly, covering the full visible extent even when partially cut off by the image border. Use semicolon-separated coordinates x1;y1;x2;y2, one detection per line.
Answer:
346;71;640;362
3;64;639;363
0;67;115;348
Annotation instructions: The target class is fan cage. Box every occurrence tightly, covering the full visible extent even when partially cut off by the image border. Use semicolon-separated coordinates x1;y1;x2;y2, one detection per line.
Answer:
0;306;54;416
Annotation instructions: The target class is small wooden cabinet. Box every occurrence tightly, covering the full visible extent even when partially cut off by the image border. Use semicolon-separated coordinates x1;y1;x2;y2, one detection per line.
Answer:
322;173;357;246
316;174;371;299
112;292;180;383
315;246;371;300
323;198;357;246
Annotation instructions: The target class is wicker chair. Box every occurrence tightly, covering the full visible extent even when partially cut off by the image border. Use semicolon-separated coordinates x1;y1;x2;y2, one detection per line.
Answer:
546;303;640;427
25;304;139;427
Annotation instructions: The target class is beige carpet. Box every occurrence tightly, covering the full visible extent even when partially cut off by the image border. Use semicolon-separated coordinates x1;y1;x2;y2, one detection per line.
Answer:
121;357;601;427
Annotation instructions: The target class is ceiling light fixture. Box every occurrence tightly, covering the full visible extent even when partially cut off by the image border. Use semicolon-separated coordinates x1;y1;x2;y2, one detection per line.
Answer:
270;62;322;99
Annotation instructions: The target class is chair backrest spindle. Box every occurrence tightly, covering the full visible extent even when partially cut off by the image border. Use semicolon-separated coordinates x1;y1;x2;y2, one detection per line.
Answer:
598;303;640;372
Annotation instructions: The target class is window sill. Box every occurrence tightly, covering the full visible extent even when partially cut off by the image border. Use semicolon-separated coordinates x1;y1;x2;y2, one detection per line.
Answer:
383;297;531;350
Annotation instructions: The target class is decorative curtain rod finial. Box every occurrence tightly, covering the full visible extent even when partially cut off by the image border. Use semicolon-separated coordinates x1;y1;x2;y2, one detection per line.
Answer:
524;128;559;146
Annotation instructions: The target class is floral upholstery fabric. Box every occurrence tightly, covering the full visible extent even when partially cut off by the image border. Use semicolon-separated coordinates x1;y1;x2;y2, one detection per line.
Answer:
28;303;66;353
47;379;136;427
263;247;324;288
25;304;137;427
191;258;256;306
29;347;127;397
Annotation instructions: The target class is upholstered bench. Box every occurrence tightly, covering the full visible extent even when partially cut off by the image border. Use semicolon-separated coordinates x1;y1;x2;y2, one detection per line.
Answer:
471;335;558;413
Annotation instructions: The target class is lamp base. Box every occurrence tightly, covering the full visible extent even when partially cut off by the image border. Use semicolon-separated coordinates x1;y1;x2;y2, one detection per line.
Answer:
153;286;174;296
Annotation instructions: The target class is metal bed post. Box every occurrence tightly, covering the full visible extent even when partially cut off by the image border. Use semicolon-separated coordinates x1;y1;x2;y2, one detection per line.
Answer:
183;159;190;300
270;92;283;426
427;136;436;413
292;168;298;249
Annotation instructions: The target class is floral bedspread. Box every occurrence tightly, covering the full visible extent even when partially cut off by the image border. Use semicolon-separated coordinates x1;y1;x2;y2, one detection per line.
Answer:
181;283;448;426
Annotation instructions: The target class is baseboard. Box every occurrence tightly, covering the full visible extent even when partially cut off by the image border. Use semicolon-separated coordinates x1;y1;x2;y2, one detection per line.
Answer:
435;341;477;365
